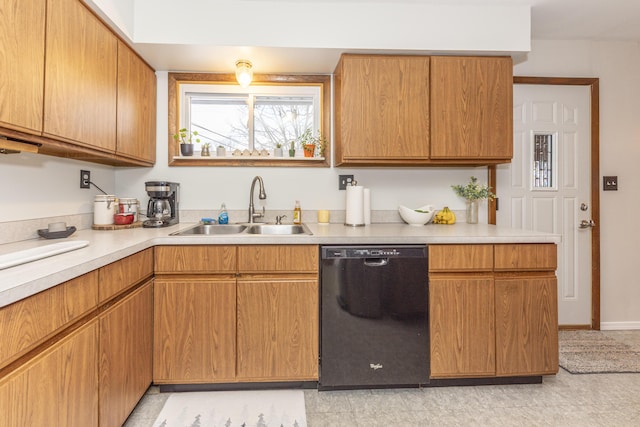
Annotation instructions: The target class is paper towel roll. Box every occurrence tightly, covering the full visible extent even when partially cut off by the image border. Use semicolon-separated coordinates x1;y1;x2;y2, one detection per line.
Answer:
345;185;364;226
363;188;371;225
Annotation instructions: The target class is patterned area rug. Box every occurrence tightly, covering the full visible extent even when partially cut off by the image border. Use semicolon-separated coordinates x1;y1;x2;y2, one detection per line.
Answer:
559;330;640;374
152;389;306;427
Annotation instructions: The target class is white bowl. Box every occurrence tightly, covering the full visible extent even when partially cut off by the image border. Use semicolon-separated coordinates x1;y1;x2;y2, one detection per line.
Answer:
398;205;435;226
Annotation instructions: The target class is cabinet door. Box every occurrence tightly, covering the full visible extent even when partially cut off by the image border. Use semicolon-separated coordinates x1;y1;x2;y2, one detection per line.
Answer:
153;278;236;383
0;320;98;427
44;0;117;152
335;54;430;164
429;275;495;378
116;40;157;164
0;0;46;134
99;248;153;304
99;281;153;427
495;275;559;376
236;279;318;381
155;245;236;274
431;56;513;160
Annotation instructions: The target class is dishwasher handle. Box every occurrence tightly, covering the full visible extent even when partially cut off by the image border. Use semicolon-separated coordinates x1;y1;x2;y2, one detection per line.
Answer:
364;258;389;267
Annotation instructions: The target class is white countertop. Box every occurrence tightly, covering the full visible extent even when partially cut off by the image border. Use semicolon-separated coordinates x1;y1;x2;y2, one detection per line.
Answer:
0;222;559;308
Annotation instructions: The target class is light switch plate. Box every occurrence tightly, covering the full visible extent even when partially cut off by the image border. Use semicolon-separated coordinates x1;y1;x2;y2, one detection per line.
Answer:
603;176;618;191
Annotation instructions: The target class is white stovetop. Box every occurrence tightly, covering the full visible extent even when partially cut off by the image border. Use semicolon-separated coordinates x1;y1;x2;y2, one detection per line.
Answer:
0;222;559;308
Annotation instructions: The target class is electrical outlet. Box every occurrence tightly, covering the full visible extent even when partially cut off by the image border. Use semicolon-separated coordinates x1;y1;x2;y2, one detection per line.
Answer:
339;175;354;190
603;176;618;191
80;170;90;189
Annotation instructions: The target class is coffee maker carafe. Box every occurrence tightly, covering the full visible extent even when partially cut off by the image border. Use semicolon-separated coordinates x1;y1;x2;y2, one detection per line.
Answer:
143;181;179;228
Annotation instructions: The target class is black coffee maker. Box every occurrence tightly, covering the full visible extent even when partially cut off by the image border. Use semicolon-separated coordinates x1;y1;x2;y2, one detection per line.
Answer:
143;181;179;227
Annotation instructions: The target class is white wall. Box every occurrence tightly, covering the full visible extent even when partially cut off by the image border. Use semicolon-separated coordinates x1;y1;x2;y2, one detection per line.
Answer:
514;39;640;328
0;153;115;222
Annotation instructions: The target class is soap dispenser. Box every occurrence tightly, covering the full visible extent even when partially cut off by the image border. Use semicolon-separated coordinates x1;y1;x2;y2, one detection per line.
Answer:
218;203;229;224
293;200;302;224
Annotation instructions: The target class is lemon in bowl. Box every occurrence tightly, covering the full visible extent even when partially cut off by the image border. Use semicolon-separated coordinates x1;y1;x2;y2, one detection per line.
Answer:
398;205;435;226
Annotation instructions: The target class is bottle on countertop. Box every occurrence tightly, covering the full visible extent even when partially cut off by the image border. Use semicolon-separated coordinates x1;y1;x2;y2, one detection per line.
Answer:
218;203;229;224
293;200;302;224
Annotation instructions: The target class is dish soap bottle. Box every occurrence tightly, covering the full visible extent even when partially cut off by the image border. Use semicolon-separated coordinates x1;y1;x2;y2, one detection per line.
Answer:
293;200;302;224
218;203;229;224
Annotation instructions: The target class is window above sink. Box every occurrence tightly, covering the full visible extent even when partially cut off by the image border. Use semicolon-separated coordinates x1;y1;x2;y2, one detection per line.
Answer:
168;73;331;168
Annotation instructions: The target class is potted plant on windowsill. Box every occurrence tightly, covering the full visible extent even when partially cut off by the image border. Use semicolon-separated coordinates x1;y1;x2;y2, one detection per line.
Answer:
173;128;199;156
298;128;327;158
201;142;211;156
288;140;296;157
451;176;496;224
274;143;284;157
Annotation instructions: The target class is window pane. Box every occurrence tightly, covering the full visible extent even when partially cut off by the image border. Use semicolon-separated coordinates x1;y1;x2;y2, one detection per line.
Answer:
253;96;314;150
532;133;554;189
189;95;248;151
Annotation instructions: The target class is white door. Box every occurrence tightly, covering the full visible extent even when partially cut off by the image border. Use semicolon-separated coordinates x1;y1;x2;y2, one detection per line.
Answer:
496;84;593;326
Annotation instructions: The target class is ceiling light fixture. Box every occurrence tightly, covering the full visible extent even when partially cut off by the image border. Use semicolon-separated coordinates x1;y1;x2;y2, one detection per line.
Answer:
235;59;253;88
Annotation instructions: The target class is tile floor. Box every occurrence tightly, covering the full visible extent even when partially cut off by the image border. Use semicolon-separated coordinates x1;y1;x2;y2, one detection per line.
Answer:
124;331;640;427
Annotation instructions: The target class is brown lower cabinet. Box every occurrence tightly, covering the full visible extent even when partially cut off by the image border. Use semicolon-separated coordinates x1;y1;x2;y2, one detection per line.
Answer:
0;319;99;427
99;280;153;427
0;248;153;427
429;244;559;379
153;245;319;384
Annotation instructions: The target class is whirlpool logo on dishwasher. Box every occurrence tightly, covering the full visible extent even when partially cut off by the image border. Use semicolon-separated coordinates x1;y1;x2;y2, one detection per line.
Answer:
369;363;383;371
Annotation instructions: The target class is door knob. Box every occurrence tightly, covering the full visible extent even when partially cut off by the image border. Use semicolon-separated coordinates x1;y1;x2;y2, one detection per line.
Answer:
579;219;596;229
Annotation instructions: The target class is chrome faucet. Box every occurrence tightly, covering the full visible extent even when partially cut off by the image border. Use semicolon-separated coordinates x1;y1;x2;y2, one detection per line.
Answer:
248;176;267;223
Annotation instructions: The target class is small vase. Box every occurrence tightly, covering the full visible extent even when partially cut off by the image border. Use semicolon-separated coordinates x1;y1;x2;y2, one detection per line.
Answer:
201;145;210;156
180;144;193;156
466;199;479;224
274;147;283;157
216;146;226;157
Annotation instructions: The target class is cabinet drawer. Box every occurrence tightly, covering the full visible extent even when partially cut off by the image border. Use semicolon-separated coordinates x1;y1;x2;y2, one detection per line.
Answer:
99;248;153;303
237;245;318;273
494;244;557;271
429;245;493;272
155;245;236;274
0;270;98;369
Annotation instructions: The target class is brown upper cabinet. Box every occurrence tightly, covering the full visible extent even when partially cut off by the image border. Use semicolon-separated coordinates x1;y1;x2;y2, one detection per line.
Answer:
334;54;513;166
334;54;431;165
0;0;46;135
430;56;513;161
0;0;156;167
116;40;157;164
44;0;118;153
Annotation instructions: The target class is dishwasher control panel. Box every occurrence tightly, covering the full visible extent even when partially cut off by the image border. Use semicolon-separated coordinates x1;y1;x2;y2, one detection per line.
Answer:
322;245;427;259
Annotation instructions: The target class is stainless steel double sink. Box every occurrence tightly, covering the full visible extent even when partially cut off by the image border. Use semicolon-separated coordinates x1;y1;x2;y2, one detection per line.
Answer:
170;223;312;236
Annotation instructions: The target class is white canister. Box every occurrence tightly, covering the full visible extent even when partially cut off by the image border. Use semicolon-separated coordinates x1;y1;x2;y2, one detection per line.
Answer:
94;195;118;225
118;198;140;222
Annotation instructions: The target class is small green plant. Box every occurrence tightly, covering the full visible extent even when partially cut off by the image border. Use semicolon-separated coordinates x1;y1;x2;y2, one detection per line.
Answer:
202;142;211;148
452;176;496;201
297;128;327;157
276;142;282;149
173;128;200;144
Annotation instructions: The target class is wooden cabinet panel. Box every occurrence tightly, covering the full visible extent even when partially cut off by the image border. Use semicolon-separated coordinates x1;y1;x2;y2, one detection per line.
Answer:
0;270;98;369
0;0;46;134
0;320;99;427
153;278;236;383
237;245;318;273
44;0;117;151
99;248;153;303
100;281;153;427
155;245;236;274
334;54;430;165
494;244;557;271
431;56;513;160
495;275;559;376
116;40;156;164
429;244;494;272
429;275;495;378
236;279;318;380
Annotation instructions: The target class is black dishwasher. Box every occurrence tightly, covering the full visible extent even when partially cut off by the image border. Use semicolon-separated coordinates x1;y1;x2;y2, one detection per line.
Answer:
319;245;429;390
